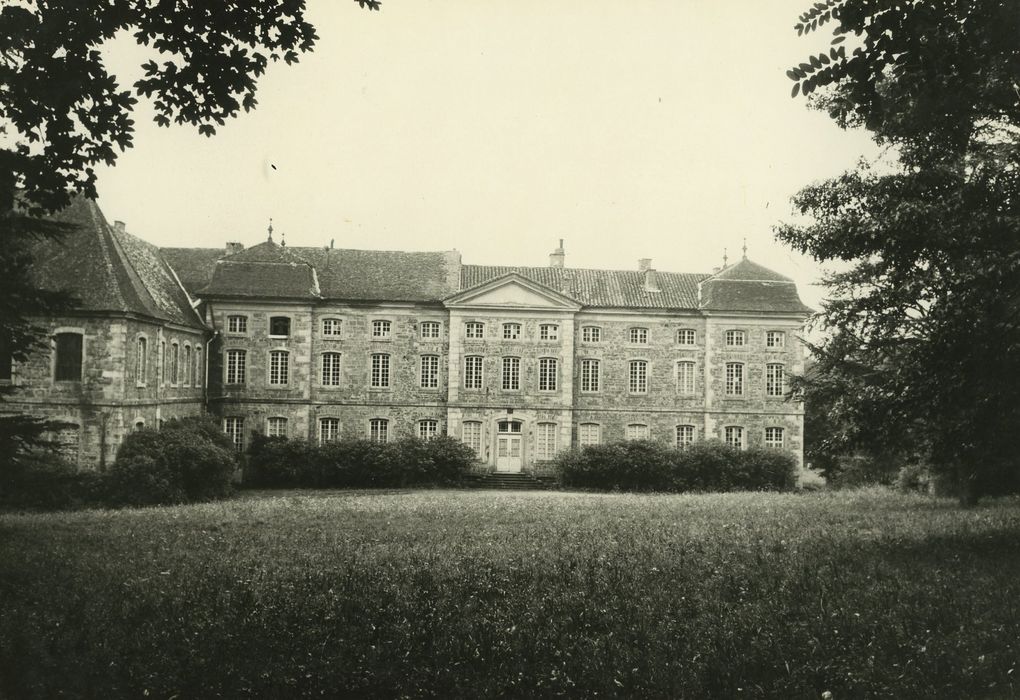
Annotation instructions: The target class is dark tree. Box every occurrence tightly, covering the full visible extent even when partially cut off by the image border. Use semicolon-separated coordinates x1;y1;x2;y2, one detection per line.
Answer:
781;0;1020;503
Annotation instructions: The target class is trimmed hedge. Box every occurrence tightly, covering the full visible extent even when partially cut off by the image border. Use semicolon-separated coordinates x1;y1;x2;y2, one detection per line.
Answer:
245;434;476;489
553;439;798;492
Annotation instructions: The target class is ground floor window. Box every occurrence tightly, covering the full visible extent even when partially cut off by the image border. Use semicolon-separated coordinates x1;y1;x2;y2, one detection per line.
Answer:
369;418;388;443
418;419;438;441
765;426;785;449
267;416;288;438
626;423;649;441
578;422;600;447
724;426;744;450
535;422;557;460
224;417;245;452
462;421;482;457
319;417;340;444
675;425;694;449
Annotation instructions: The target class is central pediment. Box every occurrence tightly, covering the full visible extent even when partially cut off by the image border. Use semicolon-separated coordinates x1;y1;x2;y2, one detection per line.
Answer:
444;272;582;311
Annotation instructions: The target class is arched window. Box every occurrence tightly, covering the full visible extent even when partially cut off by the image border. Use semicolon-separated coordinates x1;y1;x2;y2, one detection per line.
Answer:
580;359;600;393
194;348;202;388
629;328;648;344
464;355;484;389
675;425;695;449
418;419;438;441
420;355;439;388
420;321;441;339
578;423;600;446
369;418;389;443
626;423;649;441
501;357;520;390
135;336;147;386
267;416;288;437
724;426;744;449
183;345;192;386
170;342;179;385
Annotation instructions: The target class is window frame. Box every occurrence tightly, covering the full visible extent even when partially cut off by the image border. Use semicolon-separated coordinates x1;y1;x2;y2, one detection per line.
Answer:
626;423;650;441
462;420;483;458
266;416;288;438
321;351;342;387
420;321;441;339
580;358;600;393
676;328;697;346
420;354;440;389
725;362;744;396
766;363;786;398
225;348;246;385
319;417;341;444
629;327;649;345
766;330;786;349
53;332;84;383
539;324;559;341
464;321;485;339
535;422;558;460
135;335;148;387
269;316;291;338
581;326;602;343
578;422;601;447
170;341;179;386
538;357;558;392
371;319;392;339
223;417;245;452
226;315;248;335
369;418;389;443
418;419;439;441
370;353;391;389
501;356;521;391
183;345;192;387
463;355;484;390
268;349;290;386
765;426;785;449
502;323;522;340
724;425;745;450
724;329;746;347
675;424;695;449
321;318;343;338
676;360;696;396
628;359;649;394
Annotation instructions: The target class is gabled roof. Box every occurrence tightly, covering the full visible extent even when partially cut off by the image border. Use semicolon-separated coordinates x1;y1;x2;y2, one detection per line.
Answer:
707;258;794;283
26;198;205;328
445;272;583;310
200;241;319;299
461;265;707;309
698;258;812;315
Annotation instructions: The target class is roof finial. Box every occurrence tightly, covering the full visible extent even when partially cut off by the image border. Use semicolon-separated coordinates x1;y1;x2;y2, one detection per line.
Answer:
742;237;747;260
280;229;286;247
723;247;729;267
267;218;274;242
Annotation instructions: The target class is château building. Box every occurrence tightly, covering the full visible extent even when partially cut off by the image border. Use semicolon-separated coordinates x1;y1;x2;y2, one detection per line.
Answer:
4;199;812;475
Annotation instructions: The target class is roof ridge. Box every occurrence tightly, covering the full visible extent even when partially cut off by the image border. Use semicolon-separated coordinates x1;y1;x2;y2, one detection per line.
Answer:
84;199;129;312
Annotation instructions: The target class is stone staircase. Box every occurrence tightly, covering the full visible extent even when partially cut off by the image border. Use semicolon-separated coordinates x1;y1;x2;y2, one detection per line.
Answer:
462;472;555;490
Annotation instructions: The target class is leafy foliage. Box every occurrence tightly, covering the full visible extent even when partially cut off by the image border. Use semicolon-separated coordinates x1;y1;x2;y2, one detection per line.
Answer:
784;0;1020;502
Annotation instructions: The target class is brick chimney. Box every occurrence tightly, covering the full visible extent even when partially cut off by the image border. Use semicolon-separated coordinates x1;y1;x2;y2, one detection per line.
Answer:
638;258;652;272
113;220;126;234
640;258;660;292
549;239;565;268
225;242;244;256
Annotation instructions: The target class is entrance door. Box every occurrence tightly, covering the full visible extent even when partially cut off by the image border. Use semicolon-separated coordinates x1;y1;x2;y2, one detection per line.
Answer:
495;420;523;472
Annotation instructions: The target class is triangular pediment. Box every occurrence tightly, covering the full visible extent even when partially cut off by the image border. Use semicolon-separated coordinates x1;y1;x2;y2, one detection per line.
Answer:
444;273;581;311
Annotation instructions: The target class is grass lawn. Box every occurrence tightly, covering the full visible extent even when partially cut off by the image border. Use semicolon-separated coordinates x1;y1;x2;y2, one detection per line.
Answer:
2;488;1019;698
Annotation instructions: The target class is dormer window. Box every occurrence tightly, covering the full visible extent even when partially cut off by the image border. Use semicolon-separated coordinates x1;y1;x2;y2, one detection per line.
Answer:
503;323;521;340
372;320;391;338
269;317;290;338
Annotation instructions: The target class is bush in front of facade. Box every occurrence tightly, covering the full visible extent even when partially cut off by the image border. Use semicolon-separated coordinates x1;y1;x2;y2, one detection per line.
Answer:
554;439;798;493
0;452;108;510
245;434;476;489
108;417;237;506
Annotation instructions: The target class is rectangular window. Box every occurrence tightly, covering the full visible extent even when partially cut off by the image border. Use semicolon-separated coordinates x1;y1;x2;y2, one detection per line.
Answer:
322;352;342;386
676;361;696;395
766;363;785;397
538;357;557;391
418;419;438;441
539;324;558;341
462;421;482;457
319;417;340;444
369;418;388;443
269;350;289;385
578;423;600;447
0;334;11;381
136;337;147;385
54;333;83;381
183;346;192;387
372;320;391;338
503;323;521;340
536;423;557;460
629;328;648;344
580;359;600;393
501;357;520;390
170;343;179;385
225;349;246;384
581;326;601;343
269;316;290;337
725;330;746;347
371;353;390;388
464;355;484;389
766;331;786;348
465;322;485;339
677;329;696;345
267;417;288;437
765;427;785;449
626;423;650;441
629;360;648;394
725;362;744;396
224;417;245;452
420;321;441;338
322;318;342;337
194;348;202;388
420;355;439;388
725;426;744;449
159;340;166;384
676;425;694;449
227;315;247;334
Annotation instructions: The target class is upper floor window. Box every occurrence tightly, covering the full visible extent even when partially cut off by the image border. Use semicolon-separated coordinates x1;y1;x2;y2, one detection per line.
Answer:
676;329;696;346
322;318;343;337
159;340;166;385
581;326;602;343
225;349;246;385
725;330;746;347
502;323;521;340
223;417;245;452
465;322;485;339
269;316;290;338
319;417;341;444
267;416;288;438
464;355;484;389
580;359;600;393
629;359;648;394
370;353;390;388
536;422;558;460
629;328;648;344
170;342;179;385
269;350;289;385
578;423;601;447
626;423;650;441
54;332;83;382
183;345;192;387
420;355;439;389
462;421;482;457
371;320;391;338
538;357;558;391
725;362;744;396
420;321;441;339
724;425;744;450
194;348;202;388
501;357;520;390
539;324;559;341
766;363;786;397
676;425;695;449
135;337;147;385
369;418;389;443
765;426;785;449
418;419;438;441
676;361;696;395
227;315;247;334
322;352;342;386
766;331;786;348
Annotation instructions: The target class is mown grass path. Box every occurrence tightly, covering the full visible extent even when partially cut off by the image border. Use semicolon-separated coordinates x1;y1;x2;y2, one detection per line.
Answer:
2;489;1019;698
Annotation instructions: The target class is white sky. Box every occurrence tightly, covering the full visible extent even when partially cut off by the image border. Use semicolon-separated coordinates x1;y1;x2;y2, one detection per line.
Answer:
95;0;878;311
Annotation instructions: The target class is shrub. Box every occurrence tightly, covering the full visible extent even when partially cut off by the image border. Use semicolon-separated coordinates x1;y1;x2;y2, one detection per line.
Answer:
0;452;107;510
108;417;236;506
896;462;933;494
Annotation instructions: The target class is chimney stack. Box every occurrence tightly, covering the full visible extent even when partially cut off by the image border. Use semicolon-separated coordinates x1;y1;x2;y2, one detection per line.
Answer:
549;239;565;268
113;221;126;234
225;242;245;256
638;258;652;272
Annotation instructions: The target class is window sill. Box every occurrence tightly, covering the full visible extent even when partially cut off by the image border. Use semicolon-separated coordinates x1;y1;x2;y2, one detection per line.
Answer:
268;335;290;340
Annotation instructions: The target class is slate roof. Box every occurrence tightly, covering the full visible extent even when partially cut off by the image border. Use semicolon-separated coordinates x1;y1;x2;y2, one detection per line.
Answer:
26;198;205;328
461;265;707;309
161;247;229;292
698;258;813;314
